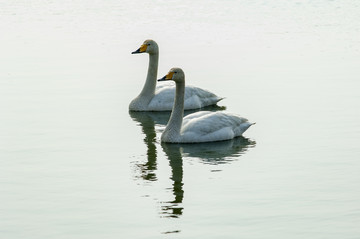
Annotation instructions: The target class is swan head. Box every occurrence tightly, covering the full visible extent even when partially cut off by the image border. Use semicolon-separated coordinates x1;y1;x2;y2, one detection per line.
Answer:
158;68;185;84
132;39;159;55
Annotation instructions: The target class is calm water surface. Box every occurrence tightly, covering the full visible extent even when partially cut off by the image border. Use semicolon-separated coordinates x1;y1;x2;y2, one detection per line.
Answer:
1;0;360;238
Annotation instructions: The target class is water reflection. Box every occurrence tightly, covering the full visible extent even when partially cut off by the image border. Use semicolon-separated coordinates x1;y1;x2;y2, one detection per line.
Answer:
129;106;255;219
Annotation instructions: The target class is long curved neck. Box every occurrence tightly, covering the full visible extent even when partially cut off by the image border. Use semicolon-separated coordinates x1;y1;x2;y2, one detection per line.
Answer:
139;53;158;97
164;81;185;137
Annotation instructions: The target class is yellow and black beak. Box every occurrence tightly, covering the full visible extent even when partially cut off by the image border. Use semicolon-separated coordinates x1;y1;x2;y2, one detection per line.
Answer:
131;44;147;54
158;72;174;81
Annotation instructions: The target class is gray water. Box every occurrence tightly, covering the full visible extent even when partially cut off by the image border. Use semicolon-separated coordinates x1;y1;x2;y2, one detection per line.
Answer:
1;0;360;238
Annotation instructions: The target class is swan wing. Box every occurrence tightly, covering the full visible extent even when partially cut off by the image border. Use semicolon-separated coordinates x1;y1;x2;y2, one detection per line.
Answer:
180;111;252;142
147;84;222;111
183;85;223;109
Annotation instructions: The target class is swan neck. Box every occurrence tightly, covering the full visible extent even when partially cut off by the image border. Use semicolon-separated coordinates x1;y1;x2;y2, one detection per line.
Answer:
165;81;185;138
140;53;158;97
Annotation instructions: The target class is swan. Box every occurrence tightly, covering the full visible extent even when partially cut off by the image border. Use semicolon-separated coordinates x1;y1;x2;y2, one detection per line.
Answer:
158;68;254;143
129;39;223;111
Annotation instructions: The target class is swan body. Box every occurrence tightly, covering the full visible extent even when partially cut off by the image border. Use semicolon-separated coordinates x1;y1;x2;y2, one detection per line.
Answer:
158;68;254;143
130;39;222;111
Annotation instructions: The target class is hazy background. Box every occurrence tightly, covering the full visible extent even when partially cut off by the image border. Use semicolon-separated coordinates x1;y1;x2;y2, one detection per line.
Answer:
1;0;359;238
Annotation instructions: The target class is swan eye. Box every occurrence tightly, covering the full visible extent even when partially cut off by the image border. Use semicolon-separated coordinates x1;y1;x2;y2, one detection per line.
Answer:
147;43;151;46
174;71;177;74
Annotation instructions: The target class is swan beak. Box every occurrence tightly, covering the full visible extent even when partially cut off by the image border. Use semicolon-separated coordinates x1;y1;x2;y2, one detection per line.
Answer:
157;75;167;81
157;72;174;81
131;44;147;54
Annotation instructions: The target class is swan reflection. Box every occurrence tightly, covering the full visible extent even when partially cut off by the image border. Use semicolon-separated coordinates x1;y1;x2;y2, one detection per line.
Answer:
129;110;159;181
160;143;184;218
176;137;255;164
159;137;255;218
129;106;255;218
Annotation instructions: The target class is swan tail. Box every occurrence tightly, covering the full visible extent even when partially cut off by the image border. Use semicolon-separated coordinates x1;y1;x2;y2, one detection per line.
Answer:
238;121;255;136
217;97;225;102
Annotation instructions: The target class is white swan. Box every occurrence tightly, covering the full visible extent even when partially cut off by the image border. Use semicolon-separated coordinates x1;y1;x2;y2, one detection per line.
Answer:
129;39;223;111
158;68;254;143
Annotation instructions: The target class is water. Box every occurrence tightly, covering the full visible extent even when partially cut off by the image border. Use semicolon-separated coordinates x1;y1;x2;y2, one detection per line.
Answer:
1;0;360;238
